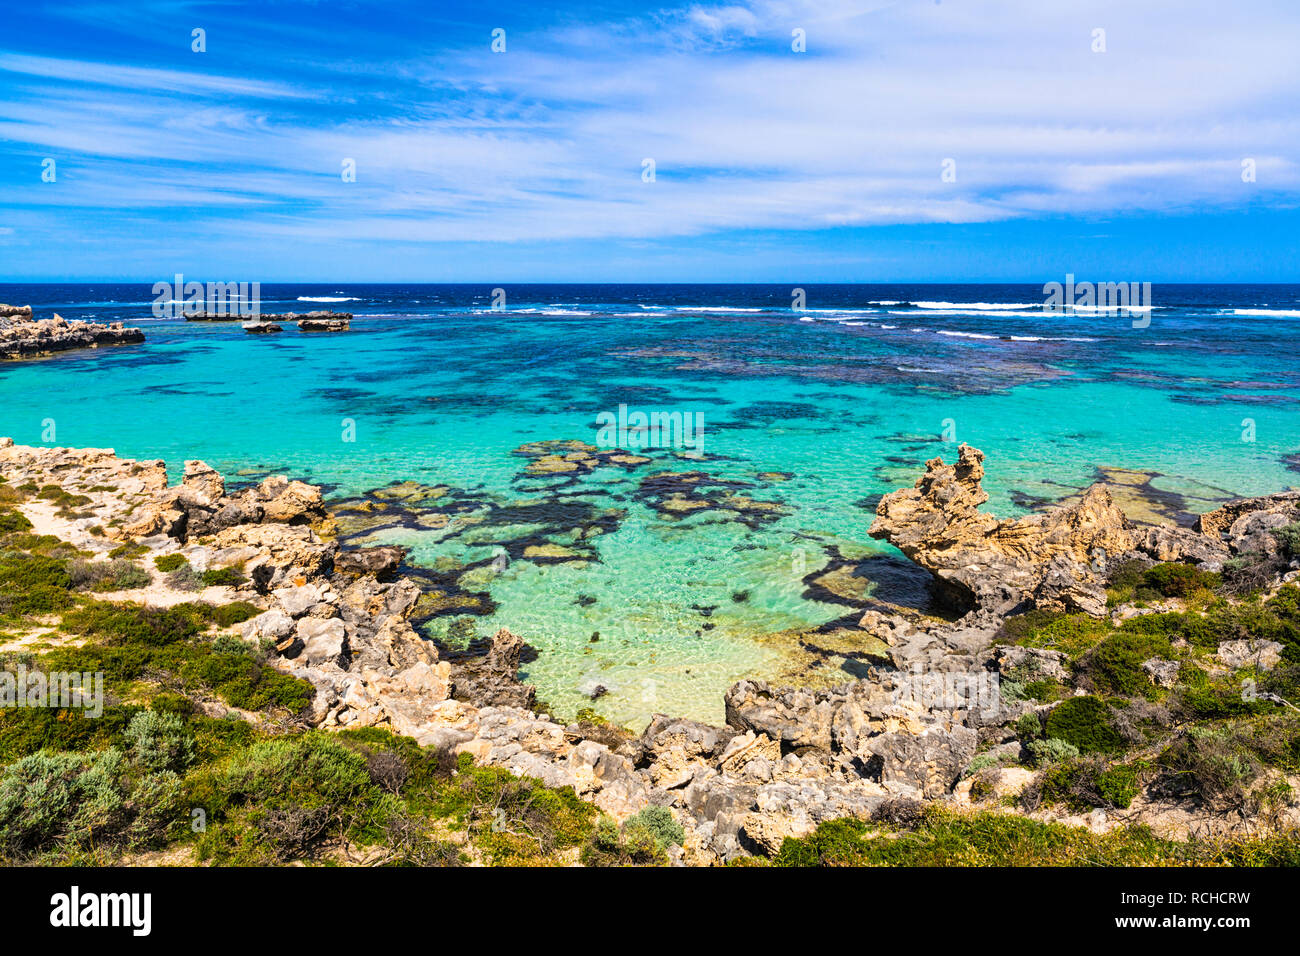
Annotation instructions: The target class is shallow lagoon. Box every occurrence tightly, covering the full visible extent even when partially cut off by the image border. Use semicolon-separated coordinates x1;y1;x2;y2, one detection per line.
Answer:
2;283;1297;725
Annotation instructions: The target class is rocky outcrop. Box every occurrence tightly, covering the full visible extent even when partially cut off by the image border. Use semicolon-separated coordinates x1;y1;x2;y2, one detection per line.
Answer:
448;627;538;710
0;310;144;360
123;461;331;545
242;322;282;334
869;444;1139;616
297;315;351;332
1197;491;1300;557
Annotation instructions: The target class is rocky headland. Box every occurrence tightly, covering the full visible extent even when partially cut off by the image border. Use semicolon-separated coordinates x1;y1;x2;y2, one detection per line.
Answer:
0;305;144;360
1;437;1298;865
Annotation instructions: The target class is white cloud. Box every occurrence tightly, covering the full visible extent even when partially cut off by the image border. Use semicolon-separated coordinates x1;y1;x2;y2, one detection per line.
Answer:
1;0;1297;252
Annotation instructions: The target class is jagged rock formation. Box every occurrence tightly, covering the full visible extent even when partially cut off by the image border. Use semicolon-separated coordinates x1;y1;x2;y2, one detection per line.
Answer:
1197;491;1300;556
869;444;1140;616
0;308;144;359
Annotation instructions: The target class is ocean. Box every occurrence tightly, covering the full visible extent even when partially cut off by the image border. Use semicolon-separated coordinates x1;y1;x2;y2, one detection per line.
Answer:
2;282;1298;725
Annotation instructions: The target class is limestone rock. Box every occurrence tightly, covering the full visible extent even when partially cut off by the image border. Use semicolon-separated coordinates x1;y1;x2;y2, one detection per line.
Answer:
449;628;537;710
869;444;1137;614
1217;639;1284;671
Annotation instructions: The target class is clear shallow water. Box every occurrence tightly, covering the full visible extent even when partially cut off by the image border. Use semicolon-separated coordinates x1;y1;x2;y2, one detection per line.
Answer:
2;283;1298;726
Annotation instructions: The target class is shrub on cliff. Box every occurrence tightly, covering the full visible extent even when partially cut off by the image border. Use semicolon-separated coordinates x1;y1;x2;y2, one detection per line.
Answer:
153;553;188;573
1038;756;1147;811
1141;562;1221;599
0;551;73;618
180;643;315;714
996;610;1111;657
199;567;246;588
60;600;203;646
189;733;379;864
1026;737;1080;767
436;753;595;865
67;558;149;592
1172;664;1269;720
0;748;183;860
1044;696;1125;753
1078;630;1174;698
770;807;1300;866
124;710;195;773
1156;727;1260;810
581;806;683;866
0;706;136;764
1275;522;1300;560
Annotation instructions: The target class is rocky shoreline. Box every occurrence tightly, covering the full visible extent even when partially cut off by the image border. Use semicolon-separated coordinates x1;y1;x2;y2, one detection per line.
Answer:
0;304;144;360
1;437;1298;864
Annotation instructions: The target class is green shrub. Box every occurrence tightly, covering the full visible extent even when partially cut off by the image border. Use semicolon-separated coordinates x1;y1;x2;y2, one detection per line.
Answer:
0;748;182;858
199;567;246;588
191;601;260;629
0;509;33;535
189;733;379;864
0;706;137;764
1038;757;1146;811
67;558;150;592
181;649;315;714
1157;727;1260;810
123;710;195;773
153;554;188;573
165;565;204;591
0;551;73;618
580;814;666;866
997;611;1111;657
1173;664;1270;720
1015;711;1042;740
1044;696;1125;754
1275;522;1300;560
433;753;595;865
1026;737;1080;767
60;600;204;646
1081;630;1173;698
771;806;1300;867
624;805;684;849
1142;562;1221;598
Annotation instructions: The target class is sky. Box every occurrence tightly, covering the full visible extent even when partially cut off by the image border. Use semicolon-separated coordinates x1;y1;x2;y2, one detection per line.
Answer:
0;0;1298;282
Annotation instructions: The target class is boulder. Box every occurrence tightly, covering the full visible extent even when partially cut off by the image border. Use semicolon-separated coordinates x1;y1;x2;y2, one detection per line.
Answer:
297;617;348;666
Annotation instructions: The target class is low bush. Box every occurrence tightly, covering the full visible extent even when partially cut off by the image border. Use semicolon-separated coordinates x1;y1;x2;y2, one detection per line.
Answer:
1043;696;1125;754
1141;562;1221;598
0;748;183;859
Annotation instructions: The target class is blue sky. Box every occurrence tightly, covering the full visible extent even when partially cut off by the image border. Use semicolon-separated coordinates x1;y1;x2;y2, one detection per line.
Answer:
1;0;1297;282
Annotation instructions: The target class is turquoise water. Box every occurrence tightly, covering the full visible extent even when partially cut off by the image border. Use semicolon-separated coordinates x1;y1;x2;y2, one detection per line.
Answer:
2;283;1298;725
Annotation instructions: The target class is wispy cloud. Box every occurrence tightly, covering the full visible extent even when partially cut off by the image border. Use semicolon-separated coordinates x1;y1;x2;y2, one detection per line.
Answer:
0;0;1297;279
